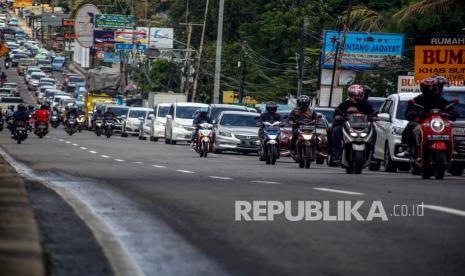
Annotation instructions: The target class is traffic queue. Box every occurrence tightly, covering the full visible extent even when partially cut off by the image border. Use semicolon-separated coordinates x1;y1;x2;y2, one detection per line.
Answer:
0;13;463;180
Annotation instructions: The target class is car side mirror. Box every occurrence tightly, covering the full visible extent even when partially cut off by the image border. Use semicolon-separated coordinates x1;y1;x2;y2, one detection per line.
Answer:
166;115;172;119
138;117;144;121
212;120;216;124
378;113;390;122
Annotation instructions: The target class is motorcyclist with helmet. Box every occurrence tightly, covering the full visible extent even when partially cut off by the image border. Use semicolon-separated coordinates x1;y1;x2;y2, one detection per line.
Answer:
12;104;29;138
331;84;377;162
258;101;282;141
64;106;79;129
33;104;50;131
400;76;457;158
5;105;15;130
288;95;320;154
191;107;213;148
103;107;116;120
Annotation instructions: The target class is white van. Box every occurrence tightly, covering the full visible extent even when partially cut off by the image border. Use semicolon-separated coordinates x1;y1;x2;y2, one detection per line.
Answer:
164;102;209;144
147;103;171;141
121;107;154;137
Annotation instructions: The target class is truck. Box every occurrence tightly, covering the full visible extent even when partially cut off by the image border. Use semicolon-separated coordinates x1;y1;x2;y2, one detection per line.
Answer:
147;92;187;108
84;66;122;128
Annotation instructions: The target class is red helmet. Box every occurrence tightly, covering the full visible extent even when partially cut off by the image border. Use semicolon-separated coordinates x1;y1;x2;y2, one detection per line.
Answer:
347;85;364;103
420;77;440;98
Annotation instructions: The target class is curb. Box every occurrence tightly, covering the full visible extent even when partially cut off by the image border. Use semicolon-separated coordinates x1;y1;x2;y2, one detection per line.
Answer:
0;156;45;276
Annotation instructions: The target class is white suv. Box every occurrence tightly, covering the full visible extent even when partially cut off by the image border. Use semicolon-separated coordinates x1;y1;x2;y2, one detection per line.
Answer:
148;103;171;142
165;103;209;144
371;92;420;172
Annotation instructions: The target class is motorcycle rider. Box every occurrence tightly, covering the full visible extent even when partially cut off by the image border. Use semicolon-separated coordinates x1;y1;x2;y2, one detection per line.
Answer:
191;107;213;148
288;95;319;154
1;72;7;85
33;104;50;131
64;106;79;129
103;107;116;120
400;76;457;158
12;104;29;138
258;101;282;142
331;85;377;162
5;105;15;130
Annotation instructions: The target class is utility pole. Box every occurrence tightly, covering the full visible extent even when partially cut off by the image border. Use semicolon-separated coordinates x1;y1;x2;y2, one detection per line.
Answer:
297;0;307;96
191;0;210;102
179;22;203;100
329;18;342;108
213;0;225;104
238;41;246;104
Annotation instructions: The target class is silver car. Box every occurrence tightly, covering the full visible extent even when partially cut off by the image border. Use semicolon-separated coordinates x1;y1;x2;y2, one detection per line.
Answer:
214;111;260;154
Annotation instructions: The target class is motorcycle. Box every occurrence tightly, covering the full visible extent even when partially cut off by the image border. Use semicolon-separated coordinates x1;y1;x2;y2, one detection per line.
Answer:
5;61;10;69
77;115;85;133
34;121;48;138
94;118;104;136
410;100;457;180
27;115;35;132
104;119;115;138
7;117;14;131
259;121;281;165
14;121;28;144
295;119;319;169
50;114;60;128
196;123;214;158
0;117;4;131
341;113;375;174
66;116;77;136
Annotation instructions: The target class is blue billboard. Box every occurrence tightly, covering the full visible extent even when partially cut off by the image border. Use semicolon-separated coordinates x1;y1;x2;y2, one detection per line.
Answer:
322;31;405;69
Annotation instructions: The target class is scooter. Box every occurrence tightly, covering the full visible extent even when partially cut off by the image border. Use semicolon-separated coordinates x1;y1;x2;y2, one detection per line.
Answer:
410;100;457;180
34;121;48;138
295;119;319;169
196;123;214;158
14;121;28;144
341;113;375;174
94;118;104;136
51;113;60;128
76;115;85;133
259;121;281;165
104;119;115;138
66;116;77;136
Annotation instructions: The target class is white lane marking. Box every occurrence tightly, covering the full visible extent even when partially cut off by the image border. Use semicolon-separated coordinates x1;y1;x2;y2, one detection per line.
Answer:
72;143;79;146
176;170;195;174
65;141;71;144
80;147;88;150
209;176;232;180
133;161;144;164
152;165;166;168
314;188;364;195
251;180;281;185
100;155;111;159
114;159;125;162
59;138;64;141
423;204;465;217
89;151;97;154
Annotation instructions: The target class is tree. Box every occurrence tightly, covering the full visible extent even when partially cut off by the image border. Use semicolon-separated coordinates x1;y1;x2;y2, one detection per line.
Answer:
393;0;464;23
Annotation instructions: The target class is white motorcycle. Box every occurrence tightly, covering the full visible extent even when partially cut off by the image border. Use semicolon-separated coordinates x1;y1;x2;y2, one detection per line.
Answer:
196;123;214;158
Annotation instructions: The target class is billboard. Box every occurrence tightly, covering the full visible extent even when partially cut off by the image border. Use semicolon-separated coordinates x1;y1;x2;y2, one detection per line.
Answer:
14;0;33;8
94;14;135;29
397;76;421;93
94;30;115;47
137;27;174;49
414;35;465;86
104;52;121;63
322;31;404;69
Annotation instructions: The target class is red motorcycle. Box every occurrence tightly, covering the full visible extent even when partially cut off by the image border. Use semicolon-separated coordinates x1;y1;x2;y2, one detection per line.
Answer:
411;100;458;180
35;121;48;138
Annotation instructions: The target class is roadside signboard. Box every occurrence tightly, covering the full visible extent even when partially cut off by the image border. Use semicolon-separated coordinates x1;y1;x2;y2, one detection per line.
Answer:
13;0;33;8
114;30;146;51
397;75;421;93
137;27;174;49
103;52;121;63
322;31;404;69
74;4;101;48
94;30;115;47
414;35;465;86
94;14;135;29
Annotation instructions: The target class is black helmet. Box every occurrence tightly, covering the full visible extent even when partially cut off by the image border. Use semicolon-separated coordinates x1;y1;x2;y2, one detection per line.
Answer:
362;85;372;100
40;105;47;110
297;95;311;111
17;104;26;112
434;76;448;95
347;84;364;103
28;105;34;110
265;101;278;113
420;77;440;98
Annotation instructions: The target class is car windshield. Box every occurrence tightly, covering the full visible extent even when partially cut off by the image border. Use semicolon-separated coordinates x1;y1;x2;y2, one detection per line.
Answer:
28;69;41;75
1;98;23;103
110;107;129;116
211;107;245;119
369;99;384;113
443;90;465;119
220;114;257;127
315;109;335;124
31;74;45;80
38;60;50;65
19;59;35;65
40;79;55;84
129;110;147;118
69;76;84;83
176;106;199;119
157;106;170;117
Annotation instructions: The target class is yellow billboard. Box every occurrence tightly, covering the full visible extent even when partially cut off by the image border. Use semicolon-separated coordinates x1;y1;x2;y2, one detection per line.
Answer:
14;0;33;8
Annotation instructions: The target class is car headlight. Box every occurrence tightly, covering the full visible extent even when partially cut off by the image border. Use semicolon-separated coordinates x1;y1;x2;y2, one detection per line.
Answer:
350;131;358;137
219;129;232;137
392;126;404;135
431;118;445;133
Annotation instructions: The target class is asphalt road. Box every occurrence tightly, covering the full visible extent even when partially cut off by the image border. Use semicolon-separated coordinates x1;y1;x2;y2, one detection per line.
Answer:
1;63;465;275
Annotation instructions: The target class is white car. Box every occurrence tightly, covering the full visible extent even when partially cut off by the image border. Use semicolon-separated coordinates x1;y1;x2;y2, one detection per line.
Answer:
28;72;47;91
371;92;420;172
121;107;154;137
51;95;72;108
148;103;171;142
138;110;156;140
25;67;42;84
165;102;209;144
0;20;6;28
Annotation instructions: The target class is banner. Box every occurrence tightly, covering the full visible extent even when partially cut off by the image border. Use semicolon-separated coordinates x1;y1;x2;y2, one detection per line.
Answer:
137;27;174;49
414;35;465;86
103;52;121;63
94;30;115;47
397;76;421;93
114;30;146;44
94;14;135;29
13;0;33;8
322;31;404;69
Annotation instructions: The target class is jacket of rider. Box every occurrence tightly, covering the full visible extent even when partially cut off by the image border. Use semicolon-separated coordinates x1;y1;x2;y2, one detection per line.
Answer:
405;95;457;122
34;109;49;122
288;109;318;129
334;100;375;121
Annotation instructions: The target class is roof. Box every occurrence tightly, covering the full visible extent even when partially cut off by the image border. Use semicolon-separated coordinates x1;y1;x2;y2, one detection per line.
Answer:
220;110;259;116
444;86;465;92
368;97;386;101
393;92;421;101
174;102;209;107
157;103;172;107
210;104;248;109
128;107;154;111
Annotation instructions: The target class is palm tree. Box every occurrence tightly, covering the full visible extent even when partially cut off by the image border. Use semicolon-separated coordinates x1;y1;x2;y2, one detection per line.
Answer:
393;0;463;23
347;6;384;32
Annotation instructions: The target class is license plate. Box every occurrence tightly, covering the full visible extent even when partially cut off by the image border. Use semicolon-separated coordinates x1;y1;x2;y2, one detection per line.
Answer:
185;135;191;139
427;135;450;141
